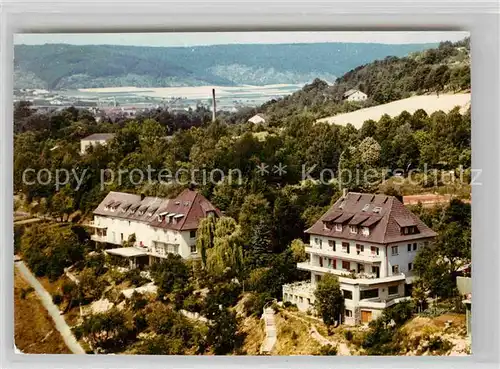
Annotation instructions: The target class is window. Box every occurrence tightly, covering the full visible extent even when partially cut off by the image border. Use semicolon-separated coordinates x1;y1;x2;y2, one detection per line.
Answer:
413;243;417;251
371;246;379;255
328;240;336;251
362;227;370;236
342;261;350;270
315;275;322;283
392;265;399;274
190;245;197;253
318;239;323;248
327;258;332;268
335;223;342;232
407;244;411;252
342;290;353;300
314;237;319;246
333;259;337;269
373;206;382;213
345;309;353;317
307;298;311;305
408;262;413;271
388;285;399;295
356;244;364;254
391;246;399;255
349;225;358;234
299;297;303;303
360;288;379;300
342;242;350;253
190;230;196;238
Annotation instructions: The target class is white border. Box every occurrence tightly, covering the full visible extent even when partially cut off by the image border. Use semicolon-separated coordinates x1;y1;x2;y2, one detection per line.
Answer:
1;1;499;368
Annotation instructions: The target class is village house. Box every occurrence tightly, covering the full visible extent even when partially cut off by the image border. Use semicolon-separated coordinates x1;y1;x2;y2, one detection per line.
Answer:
89;189;221;268
80;133;115;154
282;191;437;325
342;89;368;102
248;113;266;124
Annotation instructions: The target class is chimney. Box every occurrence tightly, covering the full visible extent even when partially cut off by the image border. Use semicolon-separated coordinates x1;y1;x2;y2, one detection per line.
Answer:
342;188;348;198
212;88;216;122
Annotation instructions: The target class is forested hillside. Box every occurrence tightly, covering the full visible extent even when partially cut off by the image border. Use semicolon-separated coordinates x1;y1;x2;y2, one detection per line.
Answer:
256;38;470;123
14;42;435;89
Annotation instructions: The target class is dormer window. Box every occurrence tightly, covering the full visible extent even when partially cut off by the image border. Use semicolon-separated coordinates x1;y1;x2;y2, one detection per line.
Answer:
349;225;358;234
335;223;343;232
401;226;418;235
362;227;370;236
362;204;370;212
373;206;382;214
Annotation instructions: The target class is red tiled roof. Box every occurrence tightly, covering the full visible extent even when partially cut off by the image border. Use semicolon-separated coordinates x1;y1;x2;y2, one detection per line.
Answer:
94;189;221;231
306;192;437;244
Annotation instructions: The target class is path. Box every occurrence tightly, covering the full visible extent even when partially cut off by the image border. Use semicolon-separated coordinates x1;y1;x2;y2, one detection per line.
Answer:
15;260;86;354
282;310;351;356
260;307;277;354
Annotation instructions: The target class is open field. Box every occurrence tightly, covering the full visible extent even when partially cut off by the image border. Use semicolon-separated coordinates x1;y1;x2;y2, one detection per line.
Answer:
14;269;71;354
317;93;471;128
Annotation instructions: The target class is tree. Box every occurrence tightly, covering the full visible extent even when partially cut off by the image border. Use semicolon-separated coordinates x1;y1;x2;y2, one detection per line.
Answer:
206;217;244;278
358;137;381;167
238;193;271;243
207;308;240;355
196;215;217;267
150;254;190;296
79;308;129;351
290;239;307;262
314;274;344;330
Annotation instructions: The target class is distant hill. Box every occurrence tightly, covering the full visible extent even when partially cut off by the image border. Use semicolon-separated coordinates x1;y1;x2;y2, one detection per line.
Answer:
257;38;470;122
14;42;437;89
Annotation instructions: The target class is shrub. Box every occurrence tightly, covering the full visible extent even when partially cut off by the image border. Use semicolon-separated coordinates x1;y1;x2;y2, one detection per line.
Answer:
52;293;63;305
20;287;34;299
344;330;353;341
428;336;453;354
242;292;272;317
318;344;338;355
125;268;149;287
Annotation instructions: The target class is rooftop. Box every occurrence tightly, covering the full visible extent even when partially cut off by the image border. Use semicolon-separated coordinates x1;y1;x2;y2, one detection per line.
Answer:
306;192;437;244
82;133;115;141
94;189;221;231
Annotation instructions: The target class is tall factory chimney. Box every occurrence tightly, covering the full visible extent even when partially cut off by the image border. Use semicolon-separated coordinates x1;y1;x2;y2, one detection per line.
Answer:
212;88;216;122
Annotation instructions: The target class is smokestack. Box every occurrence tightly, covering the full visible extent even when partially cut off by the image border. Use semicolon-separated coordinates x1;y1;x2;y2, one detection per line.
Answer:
212;88;216;122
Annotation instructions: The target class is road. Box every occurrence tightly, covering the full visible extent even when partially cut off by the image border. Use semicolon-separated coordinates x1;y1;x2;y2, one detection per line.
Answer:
15;260;86;354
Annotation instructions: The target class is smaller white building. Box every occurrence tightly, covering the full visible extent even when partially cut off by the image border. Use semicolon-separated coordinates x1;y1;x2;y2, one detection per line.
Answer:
248;114;266;124
342;89;368;102
80;133;115;154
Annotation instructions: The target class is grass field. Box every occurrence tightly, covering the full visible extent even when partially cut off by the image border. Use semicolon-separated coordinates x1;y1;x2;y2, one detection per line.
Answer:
14;269;71;354
317;93;471;128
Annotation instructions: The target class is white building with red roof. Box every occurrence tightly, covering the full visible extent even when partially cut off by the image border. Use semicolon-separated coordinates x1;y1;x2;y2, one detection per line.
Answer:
283;190;437;325
89;189;221;268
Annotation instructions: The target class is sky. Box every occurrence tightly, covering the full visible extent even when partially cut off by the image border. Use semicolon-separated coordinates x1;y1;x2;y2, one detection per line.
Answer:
14;31;469;47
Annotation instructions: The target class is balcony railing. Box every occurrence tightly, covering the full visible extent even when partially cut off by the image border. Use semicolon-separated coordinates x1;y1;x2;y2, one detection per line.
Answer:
359;296;410;309
305;246;382;263
91;234;107;242
297;262;406;285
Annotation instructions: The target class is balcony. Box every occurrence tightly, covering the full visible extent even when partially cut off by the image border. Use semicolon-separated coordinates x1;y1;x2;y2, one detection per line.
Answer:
305;246;382;264
359;296;410;309
91;234;107;242
297;262;406;286
88;221;107;229
282;281;315;297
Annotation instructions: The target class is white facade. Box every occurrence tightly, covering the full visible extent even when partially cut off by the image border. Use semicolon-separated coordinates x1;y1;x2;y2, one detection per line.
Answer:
91;214;199;261
344;90;368;102
248;114;266;124
80;138;111;154
283;236;432;325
